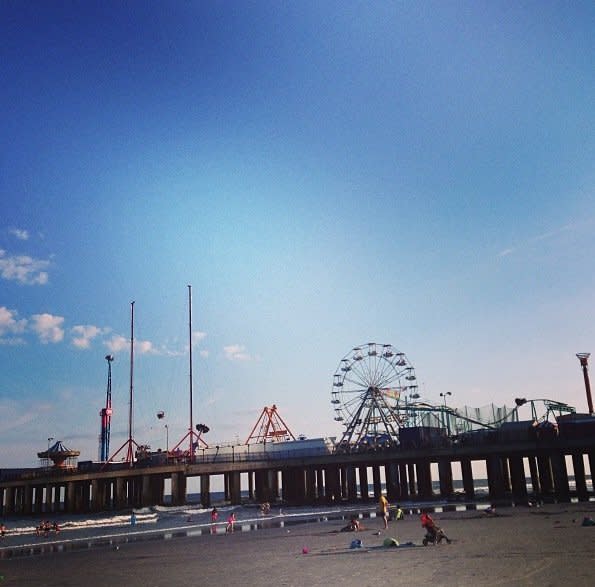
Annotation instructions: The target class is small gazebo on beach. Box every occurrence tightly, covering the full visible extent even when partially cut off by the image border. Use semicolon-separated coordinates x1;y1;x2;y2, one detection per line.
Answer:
37;440;80;469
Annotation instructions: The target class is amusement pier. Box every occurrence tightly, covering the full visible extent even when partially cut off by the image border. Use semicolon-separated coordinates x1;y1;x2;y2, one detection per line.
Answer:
2;322;595;517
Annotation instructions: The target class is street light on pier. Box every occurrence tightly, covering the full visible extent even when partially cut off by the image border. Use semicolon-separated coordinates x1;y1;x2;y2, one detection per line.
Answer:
440;392;452;406
439;392;452;435
576;353;593;415
47;437;54;468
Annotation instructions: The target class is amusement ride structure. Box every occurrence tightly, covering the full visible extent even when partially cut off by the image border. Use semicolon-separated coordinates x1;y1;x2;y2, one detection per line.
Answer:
38;440;80;469
99;354;114;462
245;405;296;444
105;301;140;466
332;342;577;453
92;317;585;466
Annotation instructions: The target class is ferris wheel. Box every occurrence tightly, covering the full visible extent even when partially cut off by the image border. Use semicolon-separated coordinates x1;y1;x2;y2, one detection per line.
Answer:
331;343;418;452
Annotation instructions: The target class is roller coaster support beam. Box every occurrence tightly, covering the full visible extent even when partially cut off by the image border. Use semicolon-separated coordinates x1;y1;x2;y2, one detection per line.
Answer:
577;353;593;415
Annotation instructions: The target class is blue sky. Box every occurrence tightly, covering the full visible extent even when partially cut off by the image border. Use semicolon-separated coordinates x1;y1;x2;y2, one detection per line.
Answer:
1;1;593;467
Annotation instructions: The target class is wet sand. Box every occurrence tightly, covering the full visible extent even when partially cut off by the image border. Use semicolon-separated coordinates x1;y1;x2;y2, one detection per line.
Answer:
2;503;595;587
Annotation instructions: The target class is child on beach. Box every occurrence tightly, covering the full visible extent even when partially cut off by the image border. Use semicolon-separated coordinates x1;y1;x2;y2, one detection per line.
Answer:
340;517;362;532
226;512;236;533
260;502;271;515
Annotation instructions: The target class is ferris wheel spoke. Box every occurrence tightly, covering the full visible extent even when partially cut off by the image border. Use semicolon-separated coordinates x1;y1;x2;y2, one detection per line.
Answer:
376;362;400;388
341;396;366;414
345;361;371;385
339;384;368;396
341;372;372;389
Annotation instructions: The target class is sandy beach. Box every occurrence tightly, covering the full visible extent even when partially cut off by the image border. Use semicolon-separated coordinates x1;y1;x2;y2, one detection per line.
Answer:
1;503;595;587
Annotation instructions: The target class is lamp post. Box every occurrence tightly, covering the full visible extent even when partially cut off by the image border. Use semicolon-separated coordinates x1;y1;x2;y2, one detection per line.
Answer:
439;392;452;435
47;437;54;468
576;353;593;415
165;424;169;453
440;392;452;407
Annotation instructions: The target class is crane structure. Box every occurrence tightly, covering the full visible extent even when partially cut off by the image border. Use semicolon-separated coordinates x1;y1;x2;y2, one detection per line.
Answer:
99;354;114;461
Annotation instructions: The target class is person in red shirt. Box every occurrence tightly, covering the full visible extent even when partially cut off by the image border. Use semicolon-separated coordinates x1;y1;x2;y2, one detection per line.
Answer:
420;511;435;530
420;511;451;544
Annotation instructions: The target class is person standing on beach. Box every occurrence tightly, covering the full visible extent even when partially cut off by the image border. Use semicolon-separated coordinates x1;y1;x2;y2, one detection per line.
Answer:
379;493;389;529
226;512;236;533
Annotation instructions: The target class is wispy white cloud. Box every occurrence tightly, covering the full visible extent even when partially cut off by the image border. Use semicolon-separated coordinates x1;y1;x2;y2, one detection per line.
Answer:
0;398;53;433
497;247;515;257
136;339;158;354
159;330;208;356
71;324;109;349
0;337;26;346
0;249;50;285
497;223;574;258
224;344;253;361
192;330;207;345
529;224;572;243
105;334;128;353
9;228;29;240
105;334;158;355
30;313;65;344
0;306;27;337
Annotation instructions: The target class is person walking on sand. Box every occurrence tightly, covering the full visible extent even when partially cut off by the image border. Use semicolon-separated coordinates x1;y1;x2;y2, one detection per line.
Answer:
226;512;236;533
379;493;389;529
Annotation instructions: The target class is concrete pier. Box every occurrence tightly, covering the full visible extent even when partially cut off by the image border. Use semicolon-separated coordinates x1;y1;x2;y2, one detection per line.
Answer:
2;436;595;517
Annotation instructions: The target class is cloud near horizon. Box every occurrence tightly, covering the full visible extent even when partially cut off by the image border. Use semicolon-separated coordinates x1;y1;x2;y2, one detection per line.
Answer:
30;313;65;344
105;334;158;355
71;324;109;349
9;228;29;240
0;249;50;285
0;306;27;338
192;330;207;345
223;344;253;361
0;398;53;433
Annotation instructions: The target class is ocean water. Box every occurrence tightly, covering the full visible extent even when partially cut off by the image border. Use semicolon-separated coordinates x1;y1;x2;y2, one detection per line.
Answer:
0;495;491;559
2;476;589;559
